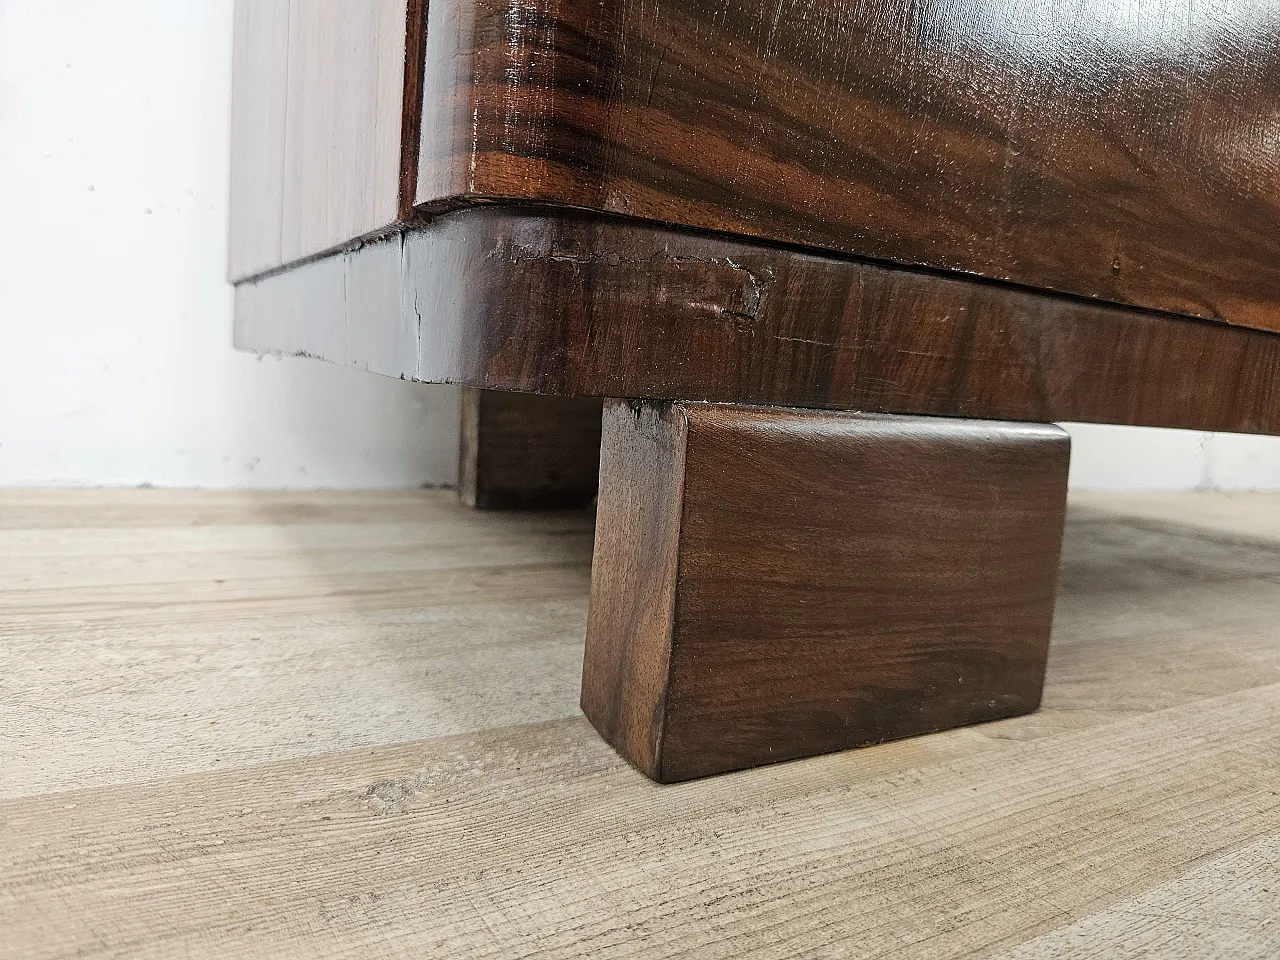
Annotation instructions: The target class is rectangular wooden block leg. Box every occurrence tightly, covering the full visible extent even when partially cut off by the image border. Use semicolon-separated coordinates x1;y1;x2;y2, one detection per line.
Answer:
458;388;603;509
581;401;1071;782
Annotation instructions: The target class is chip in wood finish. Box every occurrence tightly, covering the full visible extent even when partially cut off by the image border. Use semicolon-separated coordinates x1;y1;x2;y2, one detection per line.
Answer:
233;209;1280;438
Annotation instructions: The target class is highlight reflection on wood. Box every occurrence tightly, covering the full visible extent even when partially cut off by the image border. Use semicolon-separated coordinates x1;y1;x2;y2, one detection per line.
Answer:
415;0;1280;330
228;0;411;280
225;0;1280;786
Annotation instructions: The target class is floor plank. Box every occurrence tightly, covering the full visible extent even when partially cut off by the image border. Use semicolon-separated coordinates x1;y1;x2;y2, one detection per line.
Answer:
3;691;1278;959
2;489;1279;958
0;492;593;796
996;834;1280;960
1070;491;1280;546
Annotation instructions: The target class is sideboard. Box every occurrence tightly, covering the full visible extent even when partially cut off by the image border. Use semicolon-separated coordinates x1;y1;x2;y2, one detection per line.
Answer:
230;0;1280;780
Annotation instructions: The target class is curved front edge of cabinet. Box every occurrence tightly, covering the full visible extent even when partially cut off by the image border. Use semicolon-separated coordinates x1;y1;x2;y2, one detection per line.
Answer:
416;0;623;209
234;205;1280;436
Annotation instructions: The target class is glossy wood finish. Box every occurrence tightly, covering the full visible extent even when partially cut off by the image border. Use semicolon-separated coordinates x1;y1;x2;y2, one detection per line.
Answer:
579;403;688;779
582;402;1070;781
235;207;1280;436
459;388;603;509
398;0;429;221
414;0;1280;331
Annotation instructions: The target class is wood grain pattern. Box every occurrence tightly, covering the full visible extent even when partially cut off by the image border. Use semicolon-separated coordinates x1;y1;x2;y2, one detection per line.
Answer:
583;402;1070;781
580;403;689;777
228;0;414;280
236;207;1280;436
459;388;603;509
1001;834;1280;959
398;0;429;220
414;0;1280;331
4;489;1280;957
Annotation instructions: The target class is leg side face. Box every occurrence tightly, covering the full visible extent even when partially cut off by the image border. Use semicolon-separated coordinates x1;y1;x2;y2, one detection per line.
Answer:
580;401;689;779
583;402;1071;783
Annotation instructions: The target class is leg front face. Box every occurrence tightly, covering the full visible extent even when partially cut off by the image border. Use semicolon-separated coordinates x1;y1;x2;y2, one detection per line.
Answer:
581;401;1071;782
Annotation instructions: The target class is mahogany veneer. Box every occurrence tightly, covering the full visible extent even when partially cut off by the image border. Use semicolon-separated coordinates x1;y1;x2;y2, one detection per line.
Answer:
229;0;1280;781
233;0;1280;334
459;388;602;509
582;401;1071;781
413;0;1280;331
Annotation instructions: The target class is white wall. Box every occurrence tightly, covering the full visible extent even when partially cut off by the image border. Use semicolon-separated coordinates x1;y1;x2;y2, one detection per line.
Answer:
0;0;459;489
1065;424;1280;491
1;0;1277;491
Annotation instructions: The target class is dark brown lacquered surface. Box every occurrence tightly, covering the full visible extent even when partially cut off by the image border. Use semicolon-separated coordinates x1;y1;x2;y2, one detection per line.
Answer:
415;0;1280;331
397;0;429;219
235;207;1280;433
458;388;603;509
583;401;1070;782
394;208;1280;436
581;402;688;779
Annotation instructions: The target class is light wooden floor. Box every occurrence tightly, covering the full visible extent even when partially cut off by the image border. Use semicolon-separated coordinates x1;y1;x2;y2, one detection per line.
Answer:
2;489;1278;959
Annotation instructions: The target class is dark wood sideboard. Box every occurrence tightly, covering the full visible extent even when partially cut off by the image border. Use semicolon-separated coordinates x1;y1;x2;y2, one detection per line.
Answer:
230;0;1280;781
